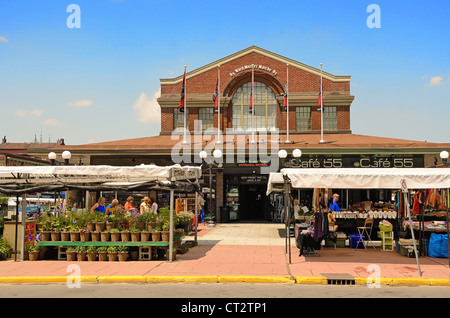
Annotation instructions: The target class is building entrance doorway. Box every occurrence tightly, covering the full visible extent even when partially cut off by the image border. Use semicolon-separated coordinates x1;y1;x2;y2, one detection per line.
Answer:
239;184;267;221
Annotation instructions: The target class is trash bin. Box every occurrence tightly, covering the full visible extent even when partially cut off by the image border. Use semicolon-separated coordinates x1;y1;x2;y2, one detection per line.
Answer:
220;206;230;223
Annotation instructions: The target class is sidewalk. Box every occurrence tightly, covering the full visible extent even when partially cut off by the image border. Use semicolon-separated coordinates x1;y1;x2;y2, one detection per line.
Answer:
0;222;449;286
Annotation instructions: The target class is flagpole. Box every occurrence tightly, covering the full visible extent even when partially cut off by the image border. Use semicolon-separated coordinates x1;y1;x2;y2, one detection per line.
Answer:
250;64;256;144
217;64;221;144
182;65;188;144
285;64;290;144
319;63;325;144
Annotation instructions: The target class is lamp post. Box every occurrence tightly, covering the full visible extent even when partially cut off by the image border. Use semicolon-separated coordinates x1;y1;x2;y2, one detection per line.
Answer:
440;150;449;267
292;148;302;166
199;149;223;228
48;152;56;165
62;151;71;165
278;149;287;168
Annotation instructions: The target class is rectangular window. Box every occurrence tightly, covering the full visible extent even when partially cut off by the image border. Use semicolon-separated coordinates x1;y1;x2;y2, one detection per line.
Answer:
198;108;214;131
173;108;189;131
295;107;311;131
323;106;337;131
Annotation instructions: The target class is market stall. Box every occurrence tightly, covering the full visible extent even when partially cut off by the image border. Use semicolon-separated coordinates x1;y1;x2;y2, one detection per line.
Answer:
0;164;202;262
267;168;450;275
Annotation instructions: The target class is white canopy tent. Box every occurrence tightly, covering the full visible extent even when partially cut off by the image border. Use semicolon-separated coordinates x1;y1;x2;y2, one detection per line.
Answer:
267;167;450;274
0;164;202;262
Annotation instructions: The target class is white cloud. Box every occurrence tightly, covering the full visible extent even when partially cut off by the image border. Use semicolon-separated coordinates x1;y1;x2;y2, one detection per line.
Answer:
30;110;43;117
428;76;443;86
0;36;8;43
68;99;94;107
15;109;27;117
43;118;62;126
133;90;161;123
15;109;43;118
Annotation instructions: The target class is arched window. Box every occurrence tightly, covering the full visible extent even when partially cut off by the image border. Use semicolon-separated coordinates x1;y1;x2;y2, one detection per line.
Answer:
231;82;277;132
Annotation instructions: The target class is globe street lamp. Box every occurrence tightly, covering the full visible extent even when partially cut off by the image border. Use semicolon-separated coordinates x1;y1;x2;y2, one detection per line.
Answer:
199;149;223;227
440;150;449;167
62;151;71;165
48;152;57;165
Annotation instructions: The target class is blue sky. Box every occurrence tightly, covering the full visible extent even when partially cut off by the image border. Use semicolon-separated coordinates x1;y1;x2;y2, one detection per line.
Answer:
0;0;448;145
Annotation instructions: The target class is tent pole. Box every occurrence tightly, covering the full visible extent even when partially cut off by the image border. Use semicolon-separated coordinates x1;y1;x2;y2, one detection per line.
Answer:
21;194;26;262
14;195;19;262
446;188;449;268
404;190;422;276
169;188;174;262
195;189;198;243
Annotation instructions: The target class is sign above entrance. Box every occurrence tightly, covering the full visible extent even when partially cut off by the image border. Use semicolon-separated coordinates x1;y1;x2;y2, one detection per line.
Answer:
230;64;278;77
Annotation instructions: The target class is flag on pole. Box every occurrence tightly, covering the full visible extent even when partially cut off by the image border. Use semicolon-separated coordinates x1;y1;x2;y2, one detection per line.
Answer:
317;90;323;112
178;70;186;112
212;77;219;109
249;74;253;114
283;82;288;112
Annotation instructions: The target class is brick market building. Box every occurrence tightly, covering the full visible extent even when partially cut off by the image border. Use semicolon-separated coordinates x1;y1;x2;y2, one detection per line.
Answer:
28;46;450;222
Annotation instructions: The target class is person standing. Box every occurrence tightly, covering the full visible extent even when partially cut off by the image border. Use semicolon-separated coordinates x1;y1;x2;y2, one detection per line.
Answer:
105;199;118;217
140;196;151;214
330;193;341;212
124;196;135;212
91;197;106;215
150;197;158;214
198;192;205;223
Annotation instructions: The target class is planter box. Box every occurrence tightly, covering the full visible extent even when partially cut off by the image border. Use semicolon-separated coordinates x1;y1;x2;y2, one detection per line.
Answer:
161;231;170;242
40;231;51;242
80;232;90;242
29;251;39;261
100;232;110;242
66;251;77;262
77;252;86;261
151;231;161;242
108;252;118;262
70;232;80;242
130;232;140;242
118;252;128;262
87;252;97;261
98;252;108;262
95;222;105;232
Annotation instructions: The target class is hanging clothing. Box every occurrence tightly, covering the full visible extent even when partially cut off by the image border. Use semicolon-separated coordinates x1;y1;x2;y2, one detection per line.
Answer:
412;191;423;215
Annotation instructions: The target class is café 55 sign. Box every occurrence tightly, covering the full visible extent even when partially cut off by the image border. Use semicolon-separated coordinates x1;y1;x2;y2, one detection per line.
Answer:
282;154;423;168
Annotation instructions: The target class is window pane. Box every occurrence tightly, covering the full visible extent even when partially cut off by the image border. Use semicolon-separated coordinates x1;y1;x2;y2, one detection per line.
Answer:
198;108;214;131
173;108;189;131
231;81;277;131
323;106;337;131
296;107;311;131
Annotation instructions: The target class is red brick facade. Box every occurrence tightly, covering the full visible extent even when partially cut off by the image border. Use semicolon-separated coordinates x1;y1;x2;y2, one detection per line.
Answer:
158;46;354;134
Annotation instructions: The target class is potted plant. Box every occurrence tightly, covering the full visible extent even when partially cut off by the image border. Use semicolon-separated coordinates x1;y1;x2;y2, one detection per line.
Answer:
120;228;130;242
106;216;118;231
147;212;157;232
135;213;147;230
76;245;87;261
117;246;128;262
151;227;161;242
61;227;71;242
79;227;90;242
91;230;100;242
50;215;63;241
100;229;110;242
129;226;140;242
160;220;171;242
38;214;52;241
94;212;106;232
110;228;121;242
177;211;194;233
86;245;97;261
107;246;118;262
69;222;81;242
66;246;77;262
97;246;108;261
86;212;96;232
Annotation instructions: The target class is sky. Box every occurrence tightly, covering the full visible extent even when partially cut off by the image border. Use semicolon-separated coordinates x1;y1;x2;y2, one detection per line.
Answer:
0;0;449;145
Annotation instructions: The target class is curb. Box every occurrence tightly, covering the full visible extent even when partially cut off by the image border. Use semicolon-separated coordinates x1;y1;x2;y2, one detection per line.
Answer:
0;276;448;286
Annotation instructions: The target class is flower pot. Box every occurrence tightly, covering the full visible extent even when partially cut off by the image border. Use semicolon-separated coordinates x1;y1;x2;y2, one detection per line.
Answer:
29;251;39;261
61;232;70;242
161;231;170;242
135;222;145;231
107;252;118;262
87;222;95;232
140;231;150;242
51;231;61;241
80;231;90;242
40;231;51;242
151;231;161;242
118;252;128;262
121;231;130;242
87;252;97;261
106;222;114;231
66;251;77;262
95;222;105;232
100;232;110;242
91;231;100;242
98;252;108;262
77;252;86;261
147;222;157;232
70;232;80;242
110;232;121;242
130;232;140;242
